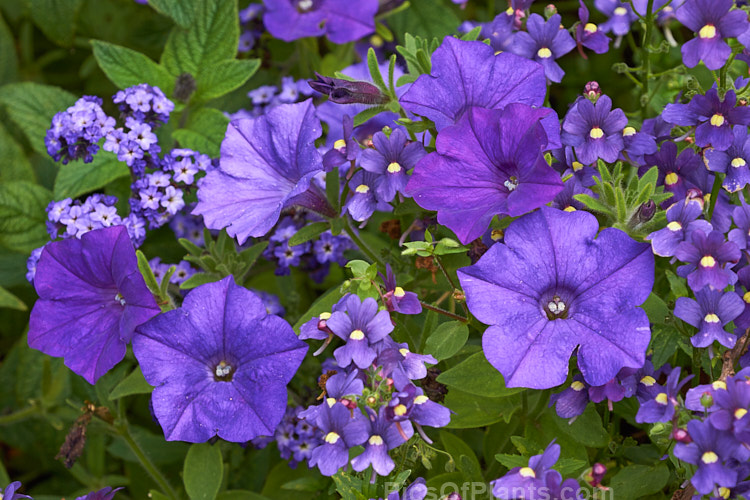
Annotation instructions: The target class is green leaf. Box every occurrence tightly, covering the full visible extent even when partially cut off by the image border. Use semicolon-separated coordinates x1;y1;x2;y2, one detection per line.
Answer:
184;443;223;500
641;292;670;325
136;250;161;296
573;193;613;215
0;122;34;182
281;476;329;492
367;48;388;92
289;222;329;247
666;270;688;299
444;388;522;428
29;0;84;46
216;492;272;500
424;321;468;361
0;181;52;252
389;0;460;42
147;0;195;27
352;105;389;127
495;453;528;469
53;152;130;199
91;40;175;93
161;0;239;78
109;366;153;399
194;59;260;102
609;464;669;500
149;492;171;500
172;107;229;157
437;351;524;397
550;404;609;448
180;272;222;290
0;82;76;155
237;240;268;270
0;13;18;85
650;325;682;369
293;285;345;333
0;285;26;310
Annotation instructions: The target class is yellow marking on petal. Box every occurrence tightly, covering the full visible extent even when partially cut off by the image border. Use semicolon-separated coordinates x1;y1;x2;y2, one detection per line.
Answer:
623;126;636;137
640;375;656;386
572;161;584;172
370;34;384;48
519;467;536;478
719;487;731;499
491;229;504;241
699;24;717;39
349;329;365;340
667;221;682;231
571;381;586;391
704;313;720;323
744;291;750;303
368;434;384;445
387;161;402;173
319;312;331;320
564;206;576;212
614;6;627;15
701;451;719;464
394;404;407;416
394;286;405;297
325;431;341;444
415;395;429;405
589;127;604;139
700;255;716;268
665;172;679;186
355;184;370;194
710;113;725;127
326;397;337;407
732;157;747;168
735;408;748;419
713;380;727;390
655;392;668;405
333;139;347;150
399;348;410;357
506;6;514;14
537;47;552;58
584;22;598;33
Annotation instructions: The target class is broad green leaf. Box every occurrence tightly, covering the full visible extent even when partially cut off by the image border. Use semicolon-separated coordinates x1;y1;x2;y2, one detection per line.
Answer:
194;59;260;102
550;404;609;448
91;40;175;93
148;0;195;27
0;122;34;182
280;476;329;492
0;13;18;85
53;152;129;199
0;181;52;252
641;292;670;325
609;464;669;500
289;222;329;247
389;0;460;42
424;320;468;361
437;351;524;397
650;324;682;369
444;388;521;428
217;492;272;500
180;272;222;290
29;0;84;46
184;443;223;500
109;366;153;399
172;107;229;157
0;83;76;155
0;285;26;310
161;0;239;78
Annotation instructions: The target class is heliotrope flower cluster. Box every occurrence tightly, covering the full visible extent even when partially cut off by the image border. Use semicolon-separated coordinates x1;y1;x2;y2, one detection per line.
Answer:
45;96;115;164
238;4;264;52
112;83;173;126
233;76;314;120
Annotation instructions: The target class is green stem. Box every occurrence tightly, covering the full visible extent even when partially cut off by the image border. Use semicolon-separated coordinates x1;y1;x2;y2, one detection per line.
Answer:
0;405;39;426
419;301;468;323
118;424;180;500
344;219;385;269
640;0;655;118
707;173;723;221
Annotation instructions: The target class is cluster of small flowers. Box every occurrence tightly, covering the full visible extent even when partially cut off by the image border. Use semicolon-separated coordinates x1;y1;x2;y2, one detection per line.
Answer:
264;283;443;478
238;4;264;53
112;83;173;126
169;204;206;247
252;406;322;468
262;215;355;282
148;257;197;287
45;96;115;164
228;76;314;120
26;194;142;282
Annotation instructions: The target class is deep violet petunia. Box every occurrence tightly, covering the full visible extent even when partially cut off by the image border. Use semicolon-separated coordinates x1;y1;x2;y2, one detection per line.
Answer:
28;226;159;384
405;104;563;244
399;36;559;145
262;0;379;44
132;276;308;442
674;288;744;348
510;14;576;83
561;95;627;164
193;100;331;244
457;207;654;389
675;0;748;70
705;126;750;192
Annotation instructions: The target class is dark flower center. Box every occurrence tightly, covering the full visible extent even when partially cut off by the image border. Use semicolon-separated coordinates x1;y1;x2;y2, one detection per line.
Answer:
214;360;235;382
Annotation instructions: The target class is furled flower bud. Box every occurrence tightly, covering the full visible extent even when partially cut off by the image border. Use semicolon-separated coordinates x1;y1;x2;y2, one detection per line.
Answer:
308;73;390;105
584;81;601;103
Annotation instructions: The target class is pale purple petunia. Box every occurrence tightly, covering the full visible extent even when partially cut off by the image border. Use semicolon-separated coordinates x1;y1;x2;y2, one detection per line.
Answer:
263;0;379;44
405;104;563;244
458;207;654;389
132;276;308;442
28;226;159;384
194;100;331;243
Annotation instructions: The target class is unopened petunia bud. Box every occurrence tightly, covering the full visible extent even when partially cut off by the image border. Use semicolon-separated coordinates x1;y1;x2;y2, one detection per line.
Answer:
637;200;656;223
309;73;390;105
584;81;601;103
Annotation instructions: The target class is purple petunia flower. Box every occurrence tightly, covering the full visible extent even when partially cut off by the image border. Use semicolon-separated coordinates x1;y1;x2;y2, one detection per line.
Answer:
28;226;160;384
561;95;627;164
405;104;563;244
705;126;750;192
133;276;308;442
360;129;426;202
510;14;576;83
458;207;654;389
674;229;740;291
576;0;610;55
675;0;749;70
674;288;744;348
399;36;556;141
674;419;741;495
194;100;332;243
646;198;713;257
326;295;394;369
308;401;369;476
263;0;379;44
662;89;750;151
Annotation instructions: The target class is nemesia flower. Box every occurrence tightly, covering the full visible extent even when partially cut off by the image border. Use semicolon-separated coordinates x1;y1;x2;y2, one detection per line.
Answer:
510;14;576;83
345;170;385;222
28;226;159;384
642;141;703;205
732;267;750;330
674;288;744;348
482;11;516;52
193;100;331;243
709;375;750;435
385;383;451;429
405;104;563;244
662;89;750;151
132;276;308;442
379;343;437;389
458;207;654;388
594;0;636;35
705;126;750;192
360;129;426;202
379;478;428;500
675;0;748;70
1;482;32;500
263;0;379;43
576;0;610;55
326;295;394;369
646;198;713;257
381;264;421;315
621;125;657;164
635;367;692;423
76;487;122;500
673;419;741;495
549;376;590;418
308;401;368;476
350;407;413;476
561;95;627;164
674;229;740;291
